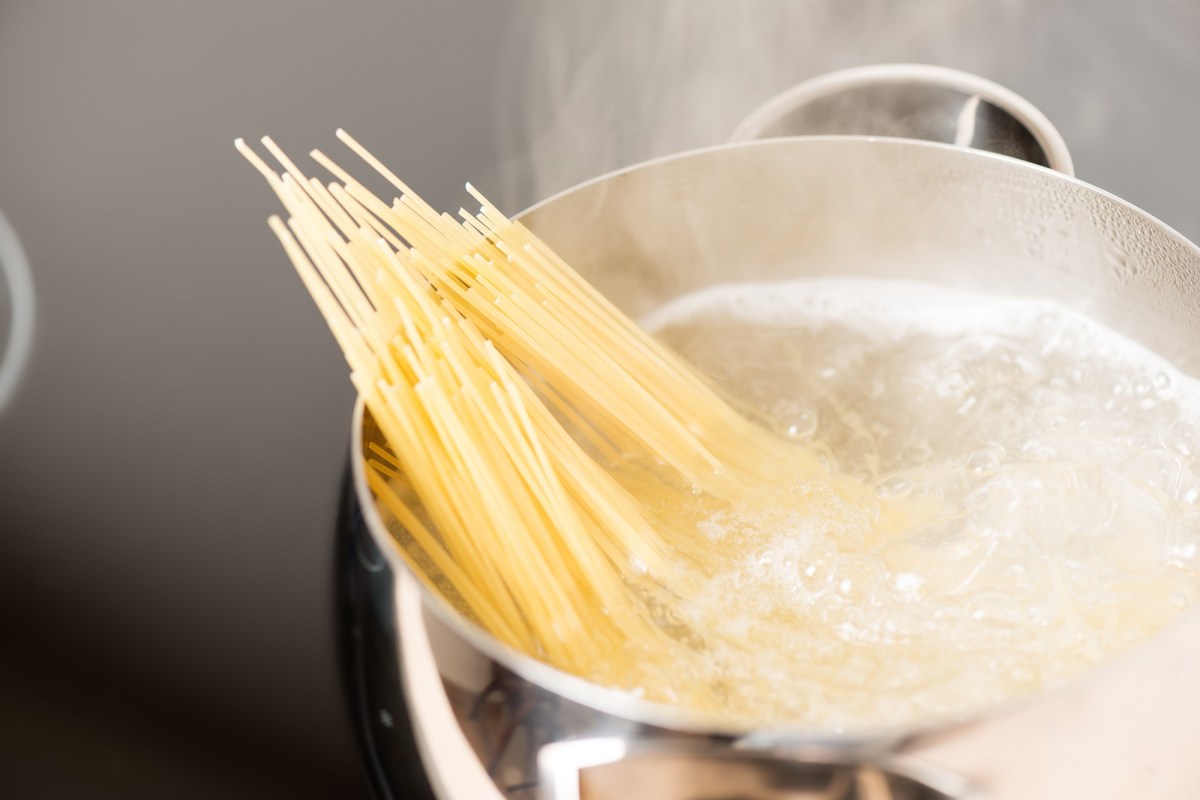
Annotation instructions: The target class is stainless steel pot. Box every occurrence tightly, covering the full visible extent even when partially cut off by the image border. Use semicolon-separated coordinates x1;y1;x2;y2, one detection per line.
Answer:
342;67;1200;799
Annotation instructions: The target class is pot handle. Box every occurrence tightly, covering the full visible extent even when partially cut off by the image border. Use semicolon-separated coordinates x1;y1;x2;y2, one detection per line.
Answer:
537;737;982;800
730;63;1074;177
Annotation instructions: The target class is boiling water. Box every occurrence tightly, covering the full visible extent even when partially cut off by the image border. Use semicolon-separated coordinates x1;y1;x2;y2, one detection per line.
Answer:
627;278;1200;730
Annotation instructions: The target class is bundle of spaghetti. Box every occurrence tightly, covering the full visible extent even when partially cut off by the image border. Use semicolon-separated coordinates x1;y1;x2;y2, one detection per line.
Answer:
236;132;834;692
300;130;817;501
239;137;737;687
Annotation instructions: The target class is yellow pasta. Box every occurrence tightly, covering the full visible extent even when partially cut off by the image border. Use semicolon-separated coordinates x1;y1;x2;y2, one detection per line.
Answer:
237;132;841;698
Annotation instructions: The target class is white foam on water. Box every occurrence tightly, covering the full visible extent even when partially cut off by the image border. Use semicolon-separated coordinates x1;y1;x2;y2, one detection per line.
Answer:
625;277;1200;730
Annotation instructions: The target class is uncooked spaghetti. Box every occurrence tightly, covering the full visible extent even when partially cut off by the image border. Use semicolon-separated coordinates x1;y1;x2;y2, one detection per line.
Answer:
237;132;850;690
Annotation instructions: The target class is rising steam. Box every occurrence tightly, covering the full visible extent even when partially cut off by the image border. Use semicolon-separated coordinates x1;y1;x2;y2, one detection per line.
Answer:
495;0;1200;227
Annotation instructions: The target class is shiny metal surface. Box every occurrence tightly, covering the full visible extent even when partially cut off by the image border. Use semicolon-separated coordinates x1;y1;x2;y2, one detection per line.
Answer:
731;64;1074;175
538;739;977;800
338;466;438;800
0;211;35;416
349;135;1200;798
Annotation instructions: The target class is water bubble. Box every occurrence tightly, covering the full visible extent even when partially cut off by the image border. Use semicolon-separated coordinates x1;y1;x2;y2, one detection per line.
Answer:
978;390;1023;429
966;592;1024;625
892;572;924;597
1163;420;1200;457
1062;559;1103;602
1166;517;1200;569
966;448;1002;477
1154;370;1173;395
784;408;818;440
1171;590;1196;611
1170;540;1199;567
935;371;968;398
1014;353;1044;381
874;475;913;499
1020;438;1056;461
929;602;965;622
1125;450;1181;494
1176;473;1200;507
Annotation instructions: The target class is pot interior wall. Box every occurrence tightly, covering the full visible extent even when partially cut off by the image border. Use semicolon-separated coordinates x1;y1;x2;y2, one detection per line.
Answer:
519;138;1200;376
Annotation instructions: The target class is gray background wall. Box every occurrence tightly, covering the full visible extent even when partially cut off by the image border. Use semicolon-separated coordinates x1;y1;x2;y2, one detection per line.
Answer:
0;1;1196;797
